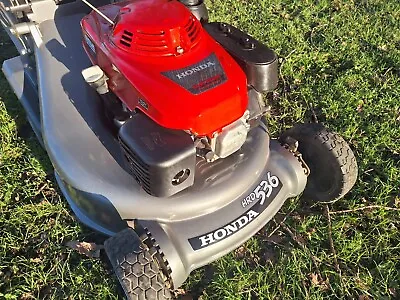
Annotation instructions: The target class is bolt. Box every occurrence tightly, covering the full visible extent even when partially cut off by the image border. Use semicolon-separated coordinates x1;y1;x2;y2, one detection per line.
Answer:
219;23;231;34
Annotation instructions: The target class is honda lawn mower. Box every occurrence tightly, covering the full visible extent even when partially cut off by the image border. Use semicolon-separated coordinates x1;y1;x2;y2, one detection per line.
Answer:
1;0;358;298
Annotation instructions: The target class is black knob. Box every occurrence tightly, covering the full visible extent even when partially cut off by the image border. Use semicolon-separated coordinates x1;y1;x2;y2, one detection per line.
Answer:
240;37;255;49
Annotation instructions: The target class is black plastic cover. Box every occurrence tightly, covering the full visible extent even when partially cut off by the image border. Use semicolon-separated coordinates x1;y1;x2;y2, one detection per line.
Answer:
119;114;196;197
204;22;278;92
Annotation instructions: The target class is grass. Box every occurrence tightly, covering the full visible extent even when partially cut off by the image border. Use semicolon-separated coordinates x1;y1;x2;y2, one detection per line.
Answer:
1;0;399;299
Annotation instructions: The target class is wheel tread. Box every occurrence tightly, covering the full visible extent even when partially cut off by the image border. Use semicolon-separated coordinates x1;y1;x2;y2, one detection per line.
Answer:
105;228;172;300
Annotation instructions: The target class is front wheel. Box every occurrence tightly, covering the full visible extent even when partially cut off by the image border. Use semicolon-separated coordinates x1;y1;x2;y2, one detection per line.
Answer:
280;123;358;203
105;228;173;300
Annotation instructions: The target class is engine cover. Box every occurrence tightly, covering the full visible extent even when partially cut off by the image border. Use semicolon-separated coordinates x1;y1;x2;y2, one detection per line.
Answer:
119;114;196;197
81;0;248;137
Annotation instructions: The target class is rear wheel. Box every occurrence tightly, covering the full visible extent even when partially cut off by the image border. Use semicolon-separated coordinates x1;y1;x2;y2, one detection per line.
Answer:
280;123;358;203
105;228;172;300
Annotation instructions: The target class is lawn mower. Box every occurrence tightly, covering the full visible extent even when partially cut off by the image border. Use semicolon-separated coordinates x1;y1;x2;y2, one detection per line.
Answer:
0;0;358;298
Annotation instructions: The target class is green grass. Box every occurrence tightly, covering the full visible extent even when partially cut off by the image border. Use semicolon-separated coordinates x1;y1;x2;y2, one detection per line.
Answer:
1;0;399;299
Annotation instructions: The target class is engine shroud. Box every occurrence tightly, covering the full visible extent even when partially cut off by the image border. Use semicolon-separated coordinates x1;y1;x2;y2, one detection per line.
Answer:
81;0;248;137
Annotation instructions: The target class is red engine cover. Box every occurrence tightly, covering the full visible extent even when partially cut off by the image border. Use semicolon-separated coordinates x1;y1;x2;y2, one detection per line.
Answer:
81;0;248;137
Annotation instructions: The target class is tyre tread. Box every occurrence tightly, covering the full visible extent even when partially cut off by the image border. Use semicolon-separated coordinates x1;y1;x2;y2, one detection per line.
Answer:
105;228;172;300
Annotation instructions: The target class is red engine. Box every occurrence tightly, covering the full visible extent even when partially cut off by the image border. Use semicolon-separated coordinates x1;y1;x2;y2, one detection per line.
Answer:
81;0;248;137
80;0;278;197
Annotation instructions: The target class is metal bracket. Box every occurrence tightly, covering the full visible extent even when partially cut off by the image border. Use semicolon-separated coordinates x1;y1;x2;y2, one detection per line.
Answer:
282;136;311;176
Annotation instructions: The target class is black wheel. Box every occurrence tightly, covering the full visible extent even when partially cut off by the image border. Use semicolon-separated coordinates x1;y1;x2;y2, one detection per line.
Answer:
280;123;358;203
105;228;172;300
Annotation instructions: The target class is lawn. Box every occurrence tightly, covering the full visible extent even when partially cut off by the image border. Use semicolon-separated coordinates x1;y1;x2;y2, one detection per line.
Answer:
1;0;399;299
